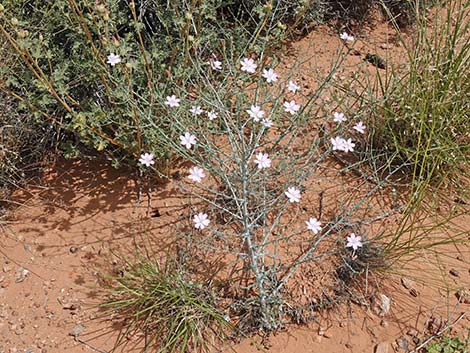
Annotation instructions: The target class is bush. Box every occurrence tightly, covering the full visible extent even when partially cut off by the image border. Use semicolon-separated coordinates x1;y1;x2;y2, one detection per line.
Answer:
0;37;58;215
425;334;470;353
128;44;409;331
0;0;424;177
0;0;294;170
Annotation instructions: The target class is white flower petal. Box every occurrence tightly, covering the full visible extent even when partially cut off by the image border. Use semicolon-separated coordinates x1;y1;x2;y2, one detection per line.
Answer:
240;58;257;73
107;53;121;66
287;81;300;93
193;212;210;229
254;152;271;169
306;217;322;234
262;68;278;83
285;186;301;203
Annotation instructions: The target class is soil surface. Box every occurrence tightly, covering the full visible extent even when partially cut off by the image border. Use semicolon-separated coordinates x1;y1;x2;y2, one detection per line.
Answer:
1;17;469;353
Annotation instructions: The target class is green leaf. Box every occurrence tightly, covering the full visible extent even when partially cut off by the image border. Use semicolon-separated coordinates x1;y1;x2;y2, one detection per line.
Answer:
427;343;442;353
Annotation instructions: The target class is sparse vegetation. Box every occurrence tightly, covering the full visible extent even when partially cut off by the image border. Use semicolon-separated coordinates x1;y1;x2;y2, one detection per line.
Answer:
0;0;468;352
101;253;233;353
425;333;470;353
344;0;470;191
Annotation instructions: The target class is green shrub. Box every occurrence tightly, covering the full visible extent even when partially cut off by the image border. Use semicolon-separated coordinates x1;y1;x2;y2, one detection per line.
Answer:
0;0;424;175
0;0;293;170
426;334;469;353
0;37;58;214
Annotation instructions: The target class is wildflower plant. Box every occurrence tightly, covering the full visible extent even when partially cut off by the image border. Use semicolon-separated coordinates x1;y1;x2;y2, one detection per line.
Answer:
0;0;293;168
141;48;398;331
0;0;459;348
0;0;388;335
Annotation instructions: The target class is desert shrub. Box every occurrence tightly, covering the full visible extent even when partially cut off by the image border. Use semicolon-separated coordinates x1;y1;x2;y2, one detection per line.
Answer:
126;43;408;332
0;0;294;170
0;38;59;215
425;334;470;353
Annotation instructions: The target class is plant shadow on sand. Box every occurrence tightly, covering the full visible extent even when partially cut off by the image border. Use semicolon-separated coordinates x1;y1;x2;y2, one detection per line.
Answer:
1;152;469;353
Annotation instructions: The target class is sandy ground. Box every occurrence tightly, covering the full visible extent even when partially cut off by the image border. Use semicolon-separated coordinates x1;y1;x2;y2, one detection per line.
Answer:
1;15;469;353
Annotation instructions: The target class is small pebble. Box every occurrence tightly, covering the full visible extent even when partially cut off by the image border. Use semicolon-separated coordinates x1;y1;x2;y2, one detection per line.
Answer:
380;320;389;328
69;323;85;337
396;337;409;351
62;302;80;310
407;328;418;337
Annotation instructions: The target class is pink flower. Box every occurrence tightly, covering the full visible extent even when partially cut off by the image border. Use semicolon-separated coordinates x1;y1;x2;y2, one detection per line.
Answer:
340;32;354;42
283;100;300;115
240;58;257;73
165;95;181;108
106;53;121;66
193;212;210;229
353;121;366;134
333;112;347;123
180;132;197;149
331;136;345;151
306;218;322;234
342;138;355;152
287;81;300;93
188;166;206;182
261;118;273;128
208;57;222;70
254;152;271;169
247;105;265;122
138;153;154;167
207;111;218;121
285;186;301;203
190;106;204;116
262;68;278;83
330;136;355;152
346;233;363;250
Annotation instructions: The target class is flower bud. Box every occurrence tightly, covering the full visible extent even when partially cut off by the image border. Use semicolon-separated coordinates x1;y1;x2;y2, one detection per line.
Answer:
264;2;273;12
188;35;194;42
185;12;192;21
11;17;19;26
17;29;29;39
96;4;106;13
277;22;286;30
0;4;5;12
